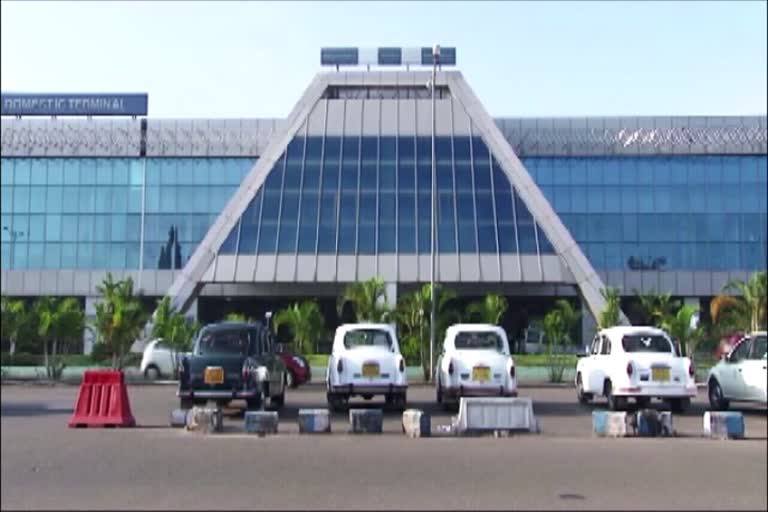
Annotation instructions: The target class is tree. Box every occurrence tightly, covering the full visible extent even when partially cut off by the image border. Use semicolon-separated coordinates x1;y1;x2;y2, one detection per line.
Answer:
661;303;705;364
598;287;622;329
542;299;580;383
272;301;325;355
711;272;767;334
92;273;148;369
634;289;679;327
465;294;508;325
224;312;252;322
338;277;392;323
396;283;460;381
1;297;31;355
151;296;199;376
34;297;84;380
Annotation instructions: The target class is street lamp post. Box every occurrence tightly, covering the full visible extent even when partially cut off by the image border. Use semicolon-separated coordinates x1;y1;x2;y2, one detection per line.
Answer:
429;44;440;382
3;226;25;269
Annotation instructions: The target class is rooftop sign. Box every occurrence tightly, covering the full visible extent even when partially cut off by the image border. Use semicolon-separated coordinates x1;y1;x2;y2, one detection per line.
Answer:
321;47;456;68
0;93;148;117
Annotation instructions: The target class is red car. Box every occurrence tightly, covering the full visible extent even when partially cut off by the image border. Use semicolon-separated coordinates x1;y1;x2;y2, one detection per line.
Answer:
276;348;311;388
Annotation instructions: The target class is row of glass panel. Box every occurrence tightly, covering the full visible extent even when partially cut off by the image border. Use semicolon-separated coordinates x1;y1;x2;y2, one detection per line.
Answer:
1;241;764;272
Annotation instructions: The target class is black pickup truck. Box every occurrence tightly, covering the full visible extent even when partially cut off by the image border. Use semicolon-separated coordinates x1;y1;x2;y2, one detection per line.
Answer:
177;321;287;411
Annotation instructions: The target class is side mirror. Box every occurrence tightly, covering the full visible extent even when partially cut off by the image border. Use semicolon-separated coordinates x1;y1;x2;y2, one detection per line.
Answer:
576;352;589;359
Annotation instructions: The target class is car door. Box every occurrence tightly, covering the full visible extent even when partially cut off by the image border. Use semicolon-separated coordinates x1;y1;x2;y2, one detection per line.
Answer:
262;329;283;395
723;338;753;399
741;335;767;401
156;342;176;377
586;335;604;393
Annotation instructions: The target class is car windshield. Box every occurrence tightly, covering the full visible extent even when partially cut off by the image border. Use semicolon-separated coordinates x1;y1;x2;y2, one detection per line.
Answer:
197;329;249;355
754;335;767;359
454;331;504;351
621;334;673;353
343;329;392;349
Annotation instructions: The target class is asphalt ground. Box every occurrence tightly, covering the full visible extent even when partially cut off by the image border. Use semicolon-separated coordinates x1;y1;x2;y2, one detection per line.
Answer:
1;383;766;510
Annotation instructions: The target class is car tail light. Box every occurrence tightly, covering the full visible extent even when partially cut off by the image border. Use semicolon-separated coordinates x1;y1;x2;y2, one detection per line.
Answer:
688;362;695;377
448;361;454;375
337;359;344;373
399;359;405;372
242;364;251;381
510;365;516;378
626;362;633;377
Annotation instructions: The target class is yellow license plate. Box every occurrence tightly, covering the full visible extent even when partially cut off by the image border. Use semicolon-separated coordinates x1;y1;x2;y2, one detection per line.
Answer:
362;363;380;378
652;367;670;382
204;367;224;385
472;366;491;382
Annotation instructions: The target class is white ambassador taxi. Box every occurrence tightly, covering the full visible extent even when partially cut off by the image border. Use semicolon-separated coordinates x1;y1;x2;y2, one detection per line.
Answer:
707;331;767;410
435;324;517;408
326;323;408;411
576;326;697;412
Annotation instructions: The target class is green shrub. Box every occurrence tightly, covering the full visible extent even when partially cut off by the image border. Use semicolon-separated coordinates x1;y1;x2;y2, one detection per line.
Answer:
89;342;112;363
1;352;42;366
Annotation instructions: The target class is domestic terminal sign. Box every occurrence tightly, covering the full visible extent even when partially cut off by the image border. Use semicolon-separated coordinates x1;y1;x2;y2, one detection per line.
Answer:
0;93;148;117
321;47;456;67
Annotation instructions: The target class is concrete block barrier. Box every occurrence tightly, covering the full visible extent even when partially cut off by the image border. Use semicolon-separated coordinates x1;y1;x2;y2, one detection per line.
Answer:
402;409;431;438
298;409;331;434
455;397;539;435
703;411;745;439
592;411;629;437
245;411;279;435
185;407;223;433
630;409;674;437
349;409;383;434
169;409;189;428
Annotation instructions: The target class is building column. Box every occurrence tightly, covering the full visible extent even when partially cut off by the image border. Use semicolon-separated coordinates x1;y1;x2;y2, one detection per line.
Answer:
683;297;701;328
184;298;199;324
384;282;398;331
580;304;597;352
83;296;100;355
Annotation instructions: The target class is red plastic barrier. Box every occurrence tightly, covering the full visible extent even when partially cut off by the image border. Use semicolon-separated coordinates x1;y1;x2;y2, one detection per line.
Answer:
68;370;136;428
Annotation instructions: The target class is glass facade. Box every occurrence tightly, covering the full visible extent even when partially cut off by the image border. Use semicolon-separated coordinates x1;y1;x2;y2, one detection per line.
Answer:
1;151;766;272
217;136;554;257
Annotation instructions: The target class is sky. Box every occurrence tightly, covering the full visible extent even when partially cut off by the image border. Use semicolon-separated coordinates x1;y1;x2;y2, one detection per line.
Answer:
1;1;766;118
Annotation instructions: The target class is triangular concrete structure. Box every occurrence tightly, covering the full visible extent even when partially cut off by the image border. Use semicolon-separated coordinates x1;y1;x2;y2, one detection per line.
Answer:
162;71;622;323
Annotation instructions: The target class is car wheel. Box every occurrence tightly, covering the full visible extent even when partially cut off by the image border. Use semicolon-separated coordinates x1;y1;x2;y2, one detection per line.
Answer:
436;381;443;404
327;392;346;412
635;397;651;409
180;398;194;410
285;371;295;389
708;379;730;411
271;389;285;409
605;381;625;411
669;398;690;414
576;373;592;405
144;365;161;381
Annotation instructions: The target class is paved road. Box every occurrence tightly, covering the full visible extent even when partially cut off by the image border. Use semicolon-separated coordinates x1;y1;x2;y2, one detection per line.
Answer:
2;383;766;510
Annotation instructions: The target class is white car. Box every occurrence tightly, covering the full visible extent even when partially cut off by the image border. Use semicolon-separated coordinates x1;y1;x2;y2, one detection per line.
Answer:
140;339;184;380
707;331;767;410
436;324;517;408
575;326;697;412
326;323;408;411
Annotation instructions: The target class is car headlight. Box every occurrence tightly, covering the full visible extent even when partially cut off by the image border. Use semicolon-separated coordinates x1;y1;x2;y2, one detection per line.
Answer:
292;356;306;368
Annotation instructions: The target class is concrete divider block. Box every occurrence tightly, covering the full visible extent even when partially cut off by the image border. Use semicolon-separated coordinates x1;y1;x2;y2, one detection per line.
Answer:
402;409;431;438
185;407;223;434
631;409;674;437
349;409;383;434
245;411;279;435
298;409;331;434
170;409;189;428
704;411;745;439
456;397;538;434
592;410;628;437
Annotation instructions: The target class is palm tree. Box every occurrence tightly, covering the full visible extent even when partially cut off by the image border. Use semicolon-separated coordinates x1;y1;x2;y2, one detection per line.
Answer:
223;312;253;322
34;297;84;380
151;296;199;375
598;287;622;329
1;297;30;355
542;299;580;383
338;277;392;323
634;289;679;327
92;273;148;369
272;301;325;355
711;272;767;333
396;283;460;381
466;294;508;325
661;303;705;363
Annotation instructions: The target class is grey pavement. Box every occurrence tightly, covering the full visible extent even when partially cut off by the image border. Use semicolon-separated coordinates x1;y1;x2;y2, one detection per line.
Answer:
1;383;766;510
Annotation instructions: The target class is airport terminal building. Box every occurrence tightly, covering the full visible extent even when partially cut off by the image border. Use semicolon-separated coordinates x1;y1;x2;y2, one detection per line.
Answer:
1;55;767;351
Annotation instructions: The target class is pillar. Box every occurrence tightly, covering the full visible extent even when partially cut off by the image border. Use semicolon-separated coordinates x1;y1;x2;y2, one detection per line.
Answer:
83;296;100;355
384;282;398;331
581;305;597;353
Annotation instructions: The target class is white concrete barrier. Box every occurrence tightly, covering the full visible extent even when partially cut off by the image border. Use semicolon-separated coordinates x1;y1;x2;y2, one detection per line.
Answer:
298;409;331;434
245;411;279;435
592;411;628;437
630;409;674;437
402;409;431;438
169;409;188;428
703;411;745;439
185;407;223;433
349;409;383;434
455;397;539;435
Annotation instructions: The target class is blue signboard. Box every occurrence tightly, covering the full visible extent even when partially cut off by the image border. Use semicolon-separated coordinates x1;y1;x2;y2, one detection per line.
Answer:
0;93;148;116
377;47;402;65
320;48;359;66
420;47;456;66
